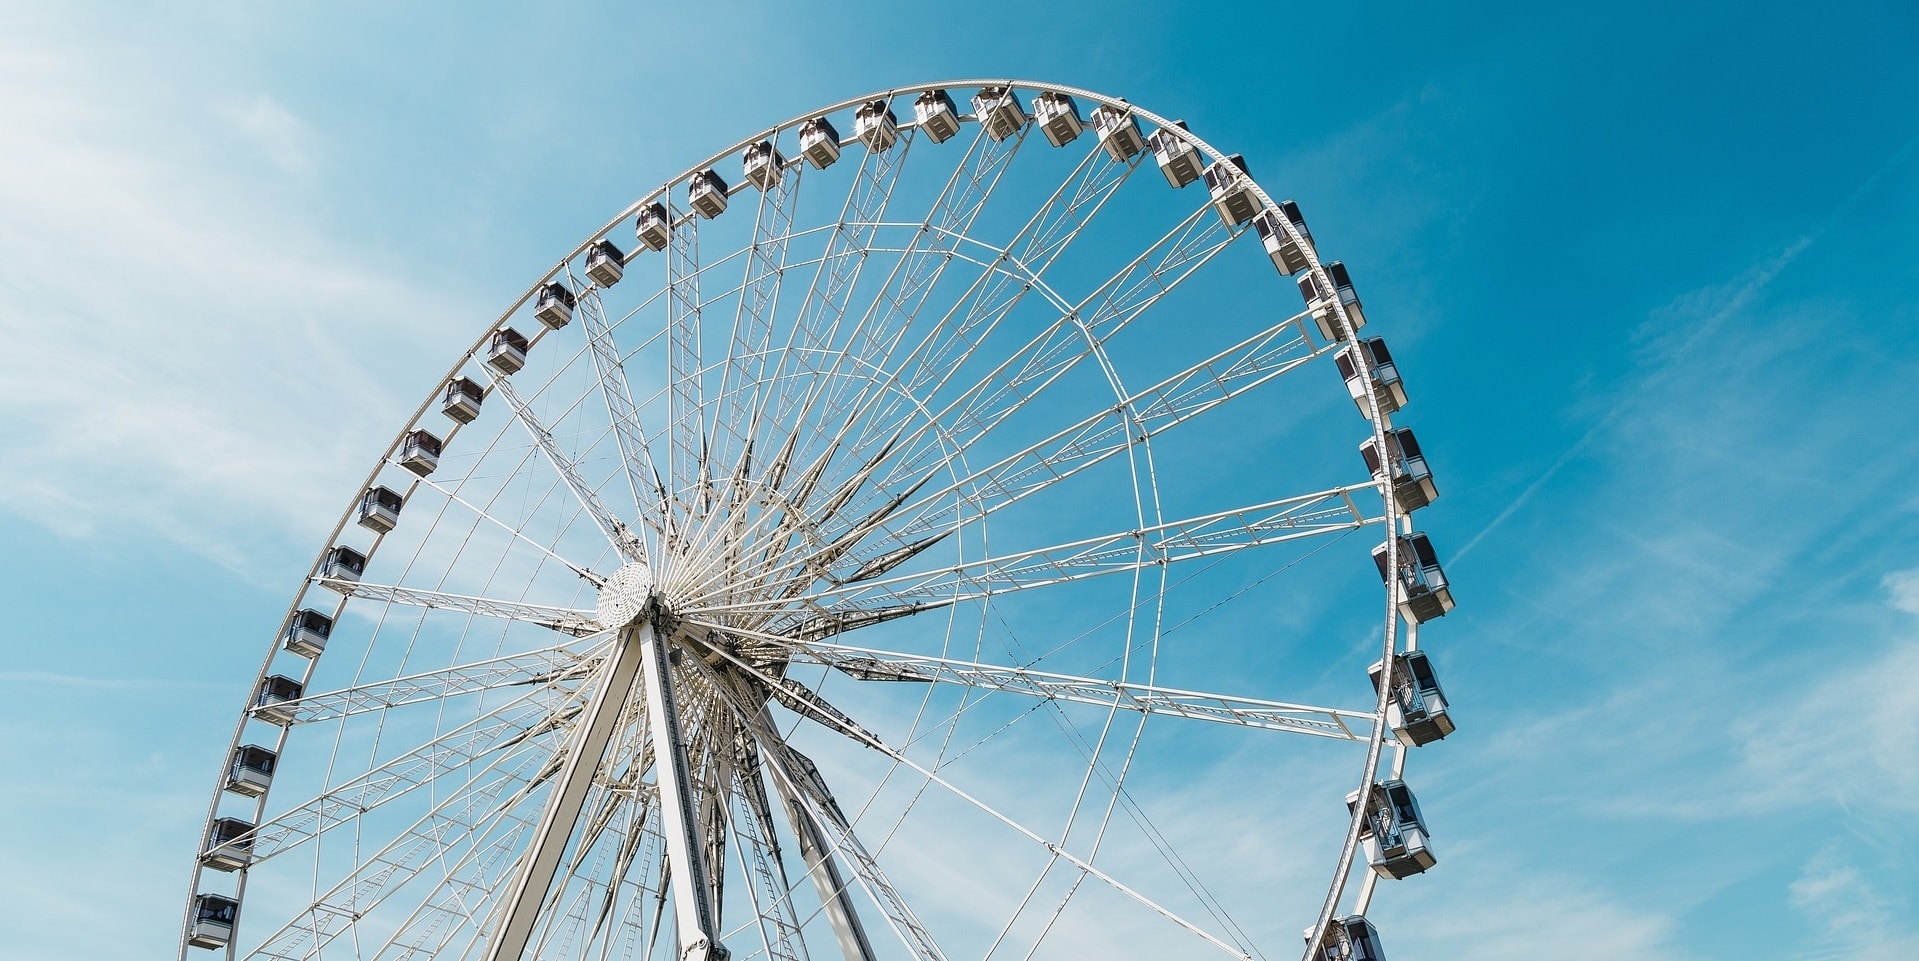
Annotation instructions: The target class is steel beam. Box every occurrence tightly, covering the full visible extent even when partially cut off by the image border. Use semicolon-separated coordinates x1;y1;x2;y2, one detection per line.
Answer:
641;625;730;961
778;778;877;961
481;620;649;961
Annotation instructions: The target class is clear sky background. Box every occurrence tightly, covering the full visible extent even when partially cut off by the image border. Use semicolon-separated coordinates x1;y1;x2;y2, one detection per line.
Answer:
2;1;1916;959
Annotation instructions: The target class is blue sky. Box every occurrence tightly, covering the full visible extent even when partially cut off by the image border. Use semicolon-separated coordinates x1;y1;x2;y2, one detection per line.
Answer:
2;1;1916;959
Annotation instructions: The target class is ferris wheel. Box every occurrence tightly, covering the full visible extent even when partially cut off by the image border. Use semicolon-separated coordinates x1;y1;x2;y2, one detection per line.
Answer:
179;80;1456;961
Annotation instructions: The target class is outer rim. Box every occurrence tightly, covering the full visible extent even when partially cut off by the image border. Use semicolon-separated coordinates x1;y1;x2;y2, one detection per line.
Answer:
184;78;1407;961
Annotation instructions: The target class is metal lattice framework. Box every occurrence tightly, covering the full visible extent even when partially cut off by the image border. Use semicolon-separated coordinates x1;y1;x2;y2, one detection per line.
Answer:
179;80;1456;961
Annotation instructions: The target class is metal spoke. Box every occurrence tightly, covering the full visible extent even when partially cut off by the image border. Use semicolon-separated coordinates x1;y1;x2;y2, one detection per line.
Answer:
696;201;1241;601
691;486;1378;622
577;287;671;560
864;203;1240;507
823;122;1028;414
403;469;608;585
743;129;911;471
712;645;1252;961
487;374;648;565
805;312;1330;587
829;134;1143;497
268;641;610;725
715;155;802;480
668;198;707;513
246;751;552;960
313;577;602;635
747;122;1023;544
374;794;556;961
817;642;1369;740
244;685;583;863
889;314;1327;548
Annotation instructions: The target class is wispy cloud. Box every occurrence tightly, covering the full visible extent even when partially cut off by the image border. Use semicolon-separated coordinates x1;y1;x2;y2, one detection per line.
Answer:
221;93;319;178
1733;576;1919;814
1883;568;1919;616
1456;129;1919;563
0;670;227;691
0;18;474;580
1787;846;1919;961
1395;861;1689;961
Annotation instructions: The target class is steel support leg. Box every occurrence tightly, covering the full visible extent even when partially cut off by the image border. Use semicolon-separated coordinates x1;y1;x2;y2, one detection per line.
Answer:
782;788;878;961
482;620;651;961
640;624;730;961
753;728;875;961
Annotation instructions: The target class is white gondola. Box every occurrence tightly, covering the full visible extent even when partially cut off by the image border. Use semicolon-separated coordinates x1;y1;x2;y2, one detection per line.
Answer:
689;168;729;218
1333;337;1406;419
1090;102;1144;162
800;116;841;168
187;894;239;949
282;608;332;658
1347;779;1436;879
320;545;366;587
442;376;484;423
1372;532;1453;623
855;99;899;151
253;674;305;726
1031;91;1083;147
1203;153;1258;226
358;485;404;534
914;89;960;143
634;201;671;252
1369;651;1453;747
199;817;256;872
1308;916;1386;961
534;281;577;328
1148;121;1201;188
1360;427;1438;513
486;327;529;375
225;745;277;797
743;140;786;190
1299;261;1367;341
399;428;442;477
1252;200;1315;275
585;241;625;287
972;86;1028;141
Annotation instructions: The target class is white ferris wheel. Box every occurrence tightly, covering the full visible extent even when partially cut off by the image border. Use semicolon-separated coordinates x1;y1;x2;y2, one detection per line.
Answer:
180;80;1456;961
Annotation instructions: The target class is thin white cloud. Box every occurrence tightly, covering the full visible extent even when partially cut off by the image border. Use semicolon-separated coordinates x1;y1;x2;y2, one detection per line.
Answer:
1787;845;1919;961
1394;863;1688;961
1734;581;1919;814
221;93;318;178
1883;568;1919;617
1456;130;1919;564
0;670;226;690
0;17;475;580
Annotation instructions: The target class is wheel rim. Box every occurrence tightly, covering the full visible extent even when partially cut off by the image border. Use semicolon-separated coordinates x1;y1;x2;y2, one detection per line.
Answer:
179;80;1437;961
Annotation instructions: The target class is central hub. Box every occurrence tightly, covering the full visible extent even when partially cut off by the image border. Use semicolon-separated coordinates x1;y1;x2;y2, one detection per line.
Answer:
595;561;655;630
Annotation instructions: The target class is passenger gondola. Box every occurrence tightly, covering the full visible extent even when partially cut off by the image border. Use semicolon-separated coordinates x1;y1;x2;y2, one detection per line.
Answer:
1347;779;1437;878
914;89;960;143
253;674;304;726
1252;200;1315;275
800;116;841;168
282;608;332;658
442;377;484;423
585;241;625;287
486;327;529;375
1371;533;1454;623
534;281;577;328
